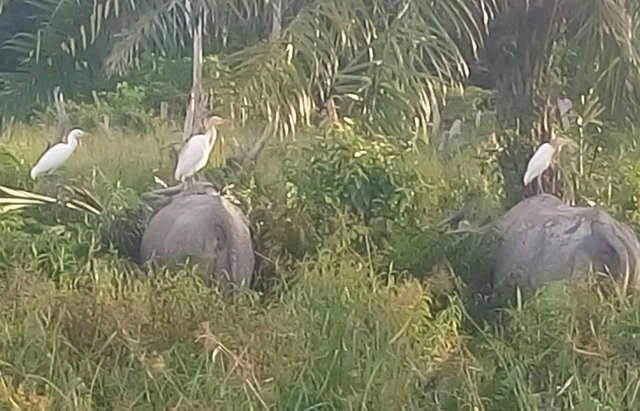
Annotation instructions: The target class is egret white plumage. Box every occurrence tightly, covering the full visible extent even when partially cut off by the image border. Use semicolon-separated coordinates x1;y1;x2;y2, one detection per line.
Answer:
557;96;573;129
174;115;227;184
557;97;573;117
439;118;464;152
446;118;463;138
523;136;577;193
30;129;86;179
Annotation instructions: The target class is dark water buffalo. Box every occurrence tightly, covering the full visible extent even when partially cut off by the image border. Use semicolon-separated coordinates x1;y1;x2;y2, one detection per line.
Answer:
490;194;640;293
140;183;254;291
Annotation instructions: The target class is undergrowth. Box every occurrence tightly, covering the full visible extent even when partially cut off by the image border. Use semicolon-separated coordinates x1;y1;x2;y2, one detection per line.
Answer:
1;122;640;409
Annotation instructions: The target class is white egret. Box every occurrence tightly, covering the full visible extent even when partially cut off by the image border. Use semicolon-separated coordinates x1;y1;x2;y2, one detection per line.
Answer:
174;115;228;184
557;96;573;129
439;118;464;152
30;129;86;179
445;118;463;138
557;97;572;117
523;136;577;193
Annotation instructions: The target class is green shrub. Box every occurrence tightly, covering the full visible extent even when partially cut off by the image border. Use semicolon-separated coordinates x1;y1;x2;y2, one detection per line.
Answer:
32;82;155;132
286;125;419;227
124;55;192;114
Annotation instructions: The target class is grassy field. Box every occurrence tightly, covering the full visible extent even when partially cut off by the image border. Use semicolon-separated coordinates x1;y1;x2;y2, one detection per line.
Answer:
1;123;640;410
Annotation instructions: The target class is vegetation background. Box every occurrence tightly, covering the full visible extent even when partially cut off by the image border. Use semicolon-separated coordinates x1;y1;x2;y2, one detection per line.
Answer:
2;0;640;409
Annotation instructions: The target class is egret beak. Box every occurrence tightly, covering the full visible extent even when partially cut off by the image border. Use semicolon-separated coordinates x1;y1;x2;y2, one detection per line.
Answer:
565;140;578;149
555;136;577;148
553;137;578;155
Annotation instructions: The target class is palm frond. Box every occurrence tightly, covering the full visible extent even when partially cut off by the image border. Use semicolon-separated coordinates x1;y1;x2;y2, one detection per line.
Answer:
104;0;274;74
105;0;188;74
1;0;495;136
0;184;104;215
0;0;275;110
61;184;105;213
221;0;496;137
0;185;55;213
566;0;640;123
0;185;56;203
0;0;111;109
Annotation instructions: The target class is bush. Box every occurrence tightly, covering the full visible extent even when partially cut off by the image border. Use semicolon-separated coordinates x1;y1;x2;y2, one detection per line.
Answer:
31;82;155;132
287;125;419;225
71;82;155;131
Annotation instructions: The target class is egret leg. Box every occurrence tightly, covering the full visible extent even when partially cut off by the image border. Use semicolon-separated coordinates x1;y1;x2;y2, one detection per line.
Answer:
186;176;194;190
179;177;192;191
536;176;543;195
44;173;64;190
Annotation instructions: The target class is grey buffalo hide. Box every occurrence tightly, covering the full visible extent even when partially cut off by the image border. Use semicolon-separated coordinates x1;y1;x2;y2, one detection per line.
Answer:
140;184;254;291
490;194;640;293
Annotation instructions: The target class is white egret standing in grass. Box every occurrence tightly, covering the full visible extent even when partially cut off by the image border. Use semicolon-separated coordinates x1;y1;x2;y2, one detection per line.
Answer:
30;128;86;179
174;115;228;185
523;136;577;193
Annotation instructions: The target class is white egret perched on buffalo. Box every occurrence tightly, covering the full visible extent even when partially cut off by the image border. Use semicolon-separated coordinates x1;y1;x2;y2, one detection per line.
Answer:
30;128;86;179
523;135;577;193
174;115;228;186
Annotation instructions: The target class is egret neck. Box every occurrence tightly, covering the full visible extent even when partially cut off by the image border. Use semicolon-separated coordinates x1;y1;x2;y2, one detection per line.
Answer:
550;136;577;153
67;133;80;148
206;127;218;148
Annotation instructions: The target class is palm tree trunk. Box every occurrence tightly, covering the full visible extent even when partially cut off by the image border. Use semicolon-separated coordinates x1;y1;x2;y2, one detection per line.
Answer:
183;8;205;141
52;86;69;143
269;0;282;42
492;0;563;207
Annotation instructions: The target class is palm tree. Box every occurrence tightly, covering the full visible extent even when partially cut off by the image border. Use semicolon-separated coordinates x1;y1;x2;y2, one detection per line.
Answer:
479;0;640;206
4;0;640;208
1;0;496;140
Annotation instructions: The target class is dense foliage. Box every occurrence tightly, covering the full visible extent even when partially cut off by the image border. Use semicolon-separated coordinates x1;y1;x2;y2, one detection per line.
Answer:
1;108;640;407
2;0;640;409
0;0;494;138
